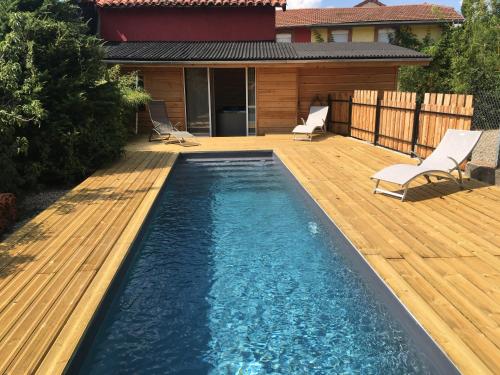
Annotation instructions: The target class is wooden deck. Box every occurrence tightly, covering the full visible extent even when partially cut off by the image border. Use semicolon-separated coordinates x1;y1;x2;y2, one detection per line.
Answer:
0;134;499;374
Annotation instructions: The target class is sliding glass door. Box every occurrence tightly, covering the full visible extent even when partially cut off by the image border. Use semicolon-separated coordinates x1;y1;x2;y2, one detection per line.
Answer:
184;67;256;136
184;68;211;136
246;68;256;136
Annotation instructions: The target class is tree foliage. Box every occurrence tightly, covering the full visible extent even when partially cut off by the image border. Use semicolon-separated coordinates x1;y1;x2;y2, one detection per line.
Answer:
0;0;149;194
394;0;499;97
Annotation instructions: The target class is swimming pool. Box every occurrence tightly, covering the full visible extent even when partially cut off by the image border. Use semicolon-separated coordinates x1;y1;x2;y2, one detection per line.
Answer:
74;151;458;374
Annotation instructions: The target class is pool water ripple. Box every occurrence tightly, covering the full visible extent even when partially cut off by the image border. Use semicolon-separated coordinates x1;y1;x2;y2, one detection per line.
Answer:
78;157;436;374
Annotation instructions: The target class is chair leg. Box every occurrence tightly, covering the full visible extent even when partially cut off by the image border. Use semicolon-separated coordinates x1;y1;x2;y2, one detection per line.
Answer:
401;183;409;202
424;175;432;183
373;179;380;194
457;168;463;187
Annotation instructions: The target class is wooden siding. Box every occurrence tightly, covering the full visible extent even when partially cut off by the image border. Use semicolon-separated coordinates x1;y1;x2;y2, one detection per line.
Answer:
142;67;186;132
127;64;400;136
256;67;298;135
298;67;397;134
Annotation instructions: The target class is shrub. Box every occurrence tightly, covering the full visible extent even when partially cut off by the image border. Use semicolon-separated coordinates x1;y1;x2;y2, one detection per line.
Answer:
0;0;150;193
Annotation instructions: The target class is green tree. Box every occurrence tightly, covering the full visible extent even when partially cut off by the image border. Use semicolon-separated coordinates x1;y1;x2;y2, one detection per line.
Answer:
312;29;325;43
393;0;499;97
0;0;149;193
0;11;44;191
396;26;455;96
451;0;499;93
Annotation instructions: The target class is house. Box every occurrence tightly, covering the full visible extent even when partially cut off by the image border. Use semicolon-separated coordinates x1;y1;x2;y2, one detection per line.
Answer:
86;0;430;136
275;1;464;44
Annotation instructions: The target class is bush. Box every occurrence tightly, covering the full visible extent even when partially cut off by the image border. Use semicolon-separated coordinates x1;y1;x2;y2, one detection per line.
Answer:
0;0;149;193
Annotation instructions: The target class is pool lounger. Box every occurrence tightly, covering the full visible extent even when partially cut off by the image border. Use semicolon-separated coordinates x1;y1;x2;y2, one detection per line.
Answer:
148;100;198;146
292;106;329;141
371;129;482;201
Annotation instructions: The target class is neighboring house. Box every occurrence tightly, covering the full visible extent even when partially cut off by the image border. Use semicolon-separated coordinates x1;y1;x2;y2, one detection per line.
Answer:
276;0;464;43
84;0;430;136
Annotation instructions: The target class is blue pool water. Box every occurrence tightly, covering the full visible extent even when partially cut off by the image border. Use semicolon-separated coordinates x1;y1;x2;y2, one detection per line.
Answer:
77;153;452;374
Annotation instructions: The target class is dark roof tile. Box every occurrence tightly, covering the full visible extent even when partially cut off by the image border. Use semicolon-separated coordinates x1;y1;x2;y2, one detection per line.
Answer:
104;41;429;61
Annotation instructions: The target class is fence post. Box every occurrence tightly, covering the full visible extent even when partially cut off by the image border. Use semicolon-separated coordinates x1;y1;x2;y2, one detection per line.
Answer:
373;98;382;145
348;96;352;136
411;105;421;155
327;94;332;132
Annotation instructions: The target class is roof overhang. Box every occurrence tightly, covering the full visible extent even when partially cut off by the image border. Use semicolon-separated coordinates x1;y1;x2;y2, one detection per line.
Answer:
104;58;431;65
103;41;430;65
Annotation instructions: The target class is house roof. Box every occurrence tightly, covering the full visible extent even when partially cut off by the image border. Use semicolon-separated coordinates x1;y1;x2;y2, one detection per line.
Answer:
354;0;386;7
276;4;463;28
95;0;286;8
103;41;429;62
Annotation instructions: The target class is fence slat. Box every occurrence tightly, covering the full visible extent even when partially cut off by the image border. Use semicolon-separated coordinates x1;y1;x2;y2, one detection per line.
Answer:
415;93;474;157
377;90;417;153
350;90;378;143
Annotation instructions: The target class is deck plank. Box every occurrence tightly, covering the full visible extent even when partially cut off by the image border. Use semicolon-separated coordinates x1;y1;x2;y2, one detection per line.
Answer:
0;134;498;374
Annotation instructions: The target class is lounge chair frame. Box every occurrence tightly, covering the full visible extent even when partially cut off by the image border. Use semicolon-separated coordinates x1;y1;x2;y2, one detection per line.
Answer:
148;101;198;146
293;118;326;142
372;153;463;201
371;130;482;201
292;106;329;142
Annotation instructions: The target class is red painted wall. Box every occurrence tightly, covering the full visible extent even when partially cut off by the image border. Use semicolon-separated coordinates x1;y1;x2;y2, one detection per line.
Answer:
99;7;277;42
293;28;311;42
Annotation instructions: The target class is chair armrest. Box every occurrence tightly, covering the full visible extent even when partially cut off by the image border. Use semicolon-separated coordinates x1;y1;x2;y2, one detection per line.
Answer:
172;122;182;131
447;156;460;171
410;151;423;165
301;118;306;125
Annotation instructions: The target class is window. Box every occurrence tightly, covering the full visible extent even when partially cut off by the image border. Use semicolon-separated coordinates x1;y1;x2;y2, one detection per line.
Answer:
276;33;292;43
377;28;395;43
330;30;349;42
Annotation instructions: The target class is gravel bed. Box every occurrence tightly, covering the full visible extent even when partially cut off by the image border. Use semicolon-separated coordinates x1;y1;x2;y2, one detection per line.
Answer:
2;188;70;240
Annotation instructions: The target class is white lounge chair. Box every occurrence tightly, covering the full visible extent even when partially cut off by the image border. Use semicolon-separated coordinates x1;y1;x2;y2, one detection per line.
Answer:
371;129;482;201
148;100;198;146
292;106;329;141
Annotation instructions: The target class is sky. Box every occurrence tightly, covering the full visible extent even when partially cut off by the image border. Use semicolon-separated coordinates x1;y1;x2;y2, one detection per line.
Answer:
286;0;462;12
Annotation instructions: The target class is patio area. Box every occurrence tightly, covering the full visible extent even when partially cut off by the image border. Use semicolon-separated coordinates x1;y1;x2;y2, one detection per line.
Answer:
0;134;499;374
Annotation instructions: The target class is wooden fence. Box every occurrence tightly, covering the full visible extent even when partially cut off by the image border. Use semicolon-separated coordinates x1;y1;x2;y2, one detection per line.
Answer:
378;91;417;154
330;92;351;134
416;93;474;157
334;90;474;157
351;90;378;143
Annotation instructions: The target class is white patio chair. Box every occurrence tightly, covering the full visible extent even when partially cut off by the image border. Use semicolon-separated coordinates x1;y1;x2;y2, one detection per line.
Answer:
371;129;482;201
292;106;329;141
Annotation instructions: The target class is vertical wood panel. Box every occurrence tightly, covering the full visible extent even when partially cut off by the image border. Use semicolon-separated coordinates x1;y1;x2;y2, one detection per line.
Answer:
256;67;298;135
142;67;186;132
416;93;474;157
351;90;378;142
378;91;416;154
297;67;398;135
